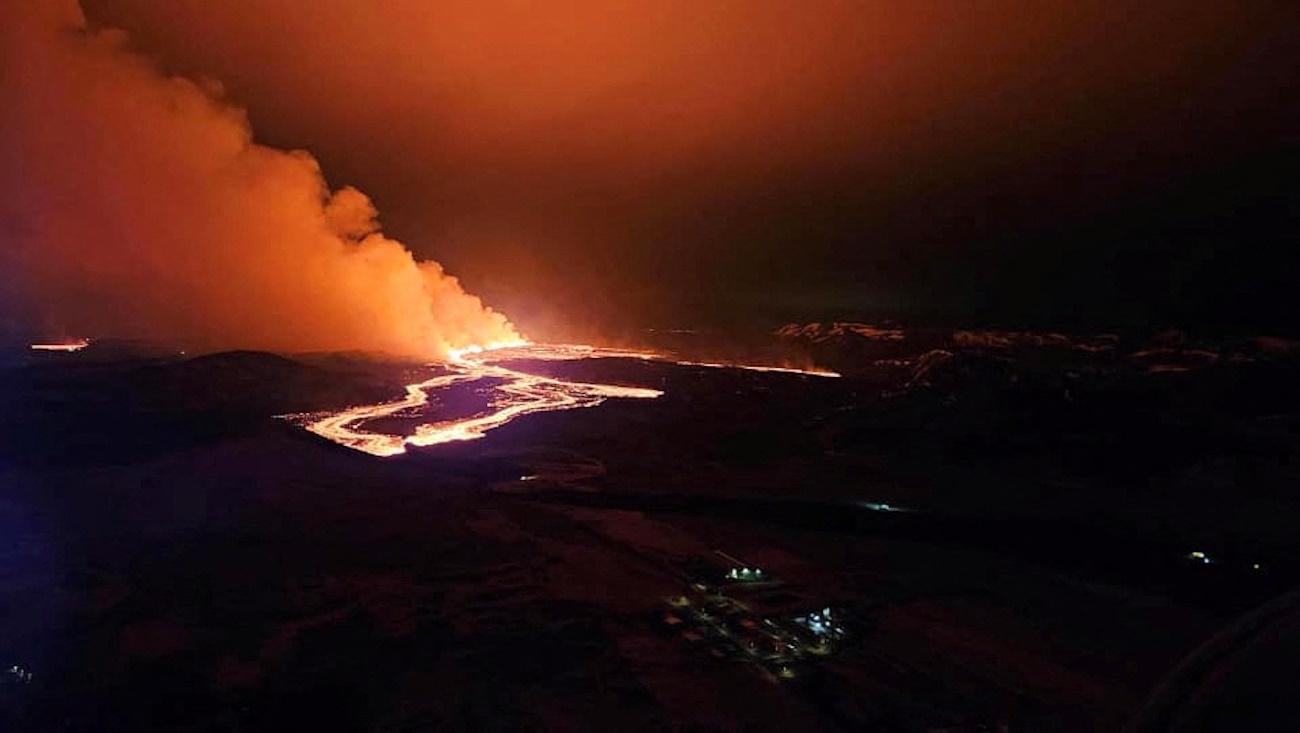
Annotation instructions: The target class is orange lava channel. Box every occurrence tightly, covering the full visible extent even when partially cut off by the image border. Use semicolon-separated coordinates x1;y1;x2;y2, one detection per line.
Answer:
30;339;90;352
296;344;842;457
674;360;841;378
298;344;663;457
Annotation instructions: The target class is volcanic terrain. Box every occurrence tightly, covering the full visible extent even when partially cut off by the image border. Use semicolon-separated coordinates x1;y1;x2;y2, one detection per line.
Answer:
2;326;1299;730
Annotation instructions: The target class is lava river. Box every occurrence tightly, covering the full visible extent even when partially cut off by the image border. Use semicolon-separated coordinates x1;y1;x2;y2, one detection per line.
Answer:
294;344;664;457
293;343;843;457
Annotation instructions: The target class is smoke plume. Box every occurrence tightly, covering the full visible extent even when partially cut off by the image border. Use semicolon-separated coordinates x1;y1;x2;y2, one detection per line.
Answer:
0;1;521;358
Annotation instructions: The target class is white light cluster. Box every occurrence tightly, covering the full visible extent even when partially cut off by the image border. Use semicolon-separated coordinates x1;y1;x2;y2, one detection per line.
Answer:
796;607;845;638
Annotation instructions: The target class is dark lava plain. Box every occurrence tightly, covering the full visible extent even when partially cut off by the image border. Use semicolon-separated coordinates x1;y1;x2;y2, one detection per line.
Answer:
2;327;1299;731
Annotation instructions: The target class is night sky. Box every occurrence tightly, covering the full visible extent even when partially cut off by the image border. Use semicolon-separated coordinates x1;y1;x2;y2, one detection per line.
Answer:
62;2;1300;336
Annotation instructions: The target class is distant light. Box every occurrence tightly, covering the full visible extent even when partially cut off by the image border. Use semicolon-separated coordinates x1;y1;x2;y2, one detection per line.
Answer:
1253;563;1262;570
1187;551;1213;564
858;500;911;513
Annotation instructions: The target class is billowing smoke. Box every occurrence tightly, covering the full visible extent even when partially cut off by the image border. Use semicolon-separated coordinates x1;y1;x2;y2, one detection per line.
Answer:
0;1;521;358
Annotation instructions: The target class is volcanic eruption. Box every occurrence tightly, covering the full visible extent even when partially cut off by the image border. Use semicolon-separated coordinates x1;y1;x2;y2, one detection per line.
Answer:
2;2;853;456
0;1;520;359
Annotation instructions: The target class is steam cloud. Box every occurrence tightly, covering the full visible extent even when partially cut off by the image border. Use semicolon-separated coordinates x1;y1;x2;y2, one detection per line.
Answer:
0;1;521;358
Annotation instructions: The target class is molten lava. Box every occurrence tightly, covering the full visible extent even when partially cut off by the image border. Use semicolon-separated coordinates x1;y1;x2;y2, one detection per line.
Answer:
294;343;843;457
673;360;841;378
295;344;663;457
29;338;90;352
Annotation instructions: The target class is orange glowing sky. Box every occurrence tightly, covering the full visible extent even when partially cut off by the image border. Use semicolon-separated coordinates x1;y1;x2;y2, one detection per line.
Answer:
2;1;521;358
7;2;1299;344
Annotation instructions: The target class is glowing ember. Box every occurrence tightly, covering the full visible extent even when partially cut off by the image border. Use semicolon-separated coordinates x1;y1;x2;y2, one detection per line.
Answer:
29;338;90;352
294;344;663;457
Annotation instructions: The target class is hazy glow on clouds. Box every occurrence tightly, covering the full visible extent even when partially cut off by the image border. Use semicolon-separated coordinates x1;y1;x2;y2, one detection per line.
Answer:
12;1;1296;338
1;1;521;357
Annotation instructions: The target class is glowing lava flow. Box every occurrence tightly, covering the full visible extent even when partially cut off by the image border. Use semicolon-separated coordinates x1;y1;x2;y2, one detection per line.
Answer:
297;344;842;457
29;338;90;352
298;344;663;457
674;360;841;377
